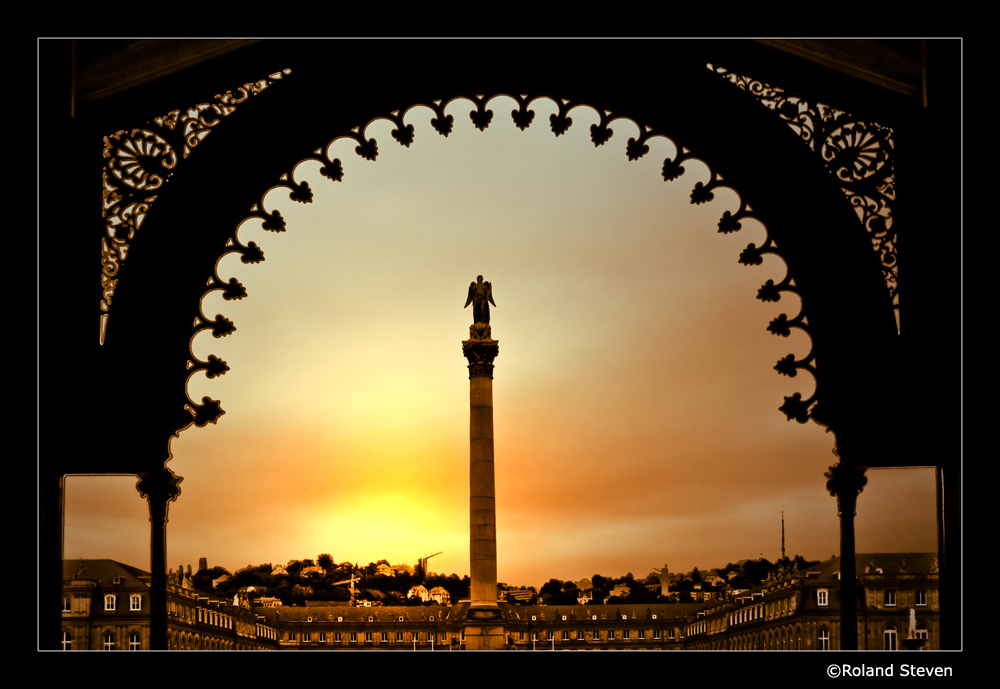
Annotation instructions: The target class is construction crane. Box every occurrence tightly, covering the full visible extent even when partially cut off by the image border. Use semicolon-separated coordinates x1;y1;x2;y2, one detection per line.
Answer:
332;574;361;606
417;551;442;578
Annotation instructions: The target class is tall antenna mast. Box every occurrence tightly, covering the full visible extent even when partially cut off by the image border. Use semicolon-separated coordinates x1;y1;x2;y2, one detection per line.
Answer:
781;511;786;560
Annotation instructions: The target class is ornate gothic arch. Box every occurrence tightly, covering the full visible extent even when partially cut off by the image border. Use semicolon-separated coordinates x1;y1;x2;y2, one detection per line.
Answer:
40;40;961;651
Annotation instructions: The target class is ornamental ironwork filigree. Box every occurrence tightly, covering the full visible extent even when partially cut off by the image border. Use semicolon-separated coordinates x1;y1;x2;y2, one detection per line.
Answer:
708;64;898;331
189;93;821;436
100;68;293;346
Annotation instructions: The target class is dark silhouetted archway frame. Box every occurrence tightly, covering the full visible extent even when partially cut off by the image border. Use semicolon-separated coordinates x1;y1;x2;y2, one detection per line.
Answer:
39;40;960;650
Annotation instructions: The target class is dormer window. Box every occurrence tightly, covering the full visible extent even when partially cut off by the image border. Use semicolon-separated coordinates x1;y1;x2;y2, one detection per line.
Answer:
104;595;116;611
817;589;828;607
130;594;141;611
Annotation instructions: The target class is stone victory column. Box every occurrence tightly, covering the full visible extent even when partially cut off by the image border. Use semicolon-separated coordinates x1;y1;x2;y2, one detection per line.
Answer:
461;275;504;649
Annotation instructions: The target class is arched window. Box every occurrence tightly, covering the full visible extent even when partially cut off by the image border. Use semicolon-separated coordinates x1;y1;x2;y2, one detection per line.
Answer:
130;594;141;611
104;594;115;611
817;589;828;606
129;631;141;650
884;625;898;650
818;627;829;650
103;631;115;650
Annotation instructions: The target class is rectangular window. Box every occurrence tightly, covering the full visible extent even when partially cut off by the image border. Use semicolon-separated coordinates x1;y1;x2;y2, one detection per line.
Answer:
519;631;526;641
129;633;140;650
396;632;403;643
365;632;373;643
653;629;661;640
609;630;616;641
335;632;342;642
63;597;70;612
381;632;388;642
303;632;310;642
350;632;357;643
638;630;645;640
623;630;631;641
289;632;296;642
819;629;830;651
916;590;927;606
319;632;326;642
547;631;554;641
562;631;570;641
885;590;896;607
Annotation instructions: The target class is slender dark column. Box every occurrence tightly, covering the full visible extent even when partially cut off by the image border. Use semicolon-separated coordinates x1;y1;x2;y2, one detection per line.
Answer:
825;461;867;650
137;469;182;650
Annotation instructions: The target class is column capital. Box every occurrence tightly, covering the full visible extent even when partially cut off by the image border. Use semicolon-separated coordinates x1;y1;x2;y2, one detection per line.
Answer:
462;337;499;379
136;467;183;503
824;462;868;516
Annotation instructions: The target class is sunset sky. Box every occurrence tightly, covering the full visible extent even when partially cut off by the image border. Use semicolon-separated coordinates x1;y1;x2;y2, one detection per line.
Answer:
64;96;937;588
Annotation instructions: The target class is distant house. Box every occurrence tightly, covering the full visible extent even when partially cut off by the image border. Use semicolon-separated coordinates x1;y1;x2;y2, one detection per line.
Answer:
376;564;395;577
428;586;451;605
300;565;325;577
608;583;631;598
408;585;429;602
392;564;415;576
505;587;536;603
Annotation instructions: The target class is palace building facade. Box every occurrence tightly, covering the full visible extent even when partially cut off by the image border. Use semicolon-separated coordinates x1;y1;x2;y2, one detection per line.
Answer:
62;553;937;650
62;560;279;650
685;553;939;650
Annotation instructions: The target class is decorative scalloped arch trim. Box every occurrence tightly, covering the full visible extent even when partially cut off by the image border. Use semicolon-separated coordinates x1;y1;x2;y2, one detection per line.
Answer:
179;92;820;434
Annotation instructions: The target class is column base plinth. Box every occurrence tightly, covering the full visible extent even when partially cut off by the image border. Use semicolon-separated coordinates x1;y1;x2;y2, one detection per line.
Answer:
464;618;506;650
